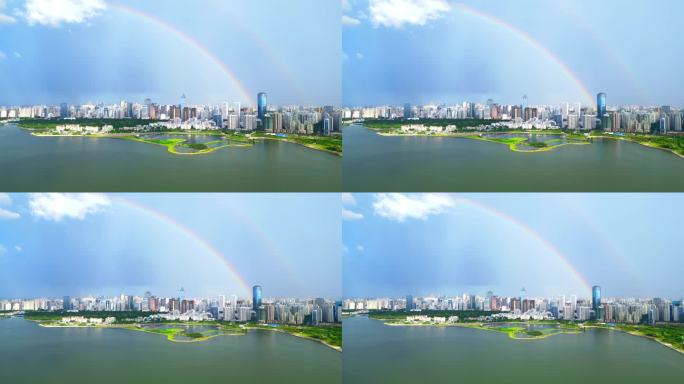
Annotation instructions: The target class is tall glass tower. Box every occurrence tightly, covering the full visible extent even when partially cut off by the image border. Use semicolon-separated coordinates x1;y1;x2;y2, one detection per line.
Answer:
597;93;606;119
257;92;267;123
252;285;262;311
592;285;601;310
406;294;413;311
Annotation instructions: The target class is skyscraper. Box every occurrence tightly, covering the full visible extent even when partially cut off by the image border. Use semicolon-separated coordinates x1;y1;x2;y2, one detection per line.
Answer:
592;285;601;310
60;103;68;118
62;296;71;311
257;92;267;123
252;285;262;311
406;294;413;311
403;103;412;119
597;92;606;119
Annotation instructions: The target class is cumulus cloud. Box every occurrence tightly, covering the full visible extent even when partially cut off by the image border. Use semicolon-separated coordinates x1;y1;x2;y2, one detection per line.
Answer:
356;245;365;252
373;193;454;222
369;0;450;28
24;0;106;27
341;193;356;205
0;193;10;205
355;52;364;59
342;208;364;221
342;14;361;26
29;193;110;221
14;245;22;252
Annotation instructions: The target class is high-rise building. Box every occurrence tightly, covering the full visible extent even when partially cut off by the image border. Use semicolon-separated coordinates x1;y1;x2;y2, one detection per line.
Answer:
257;92;267;123
592;285;601;310
60;103;69;118
252;285;262;311
406;294;413;311
62;296;71;311
403;103;412;119
597;93;606;119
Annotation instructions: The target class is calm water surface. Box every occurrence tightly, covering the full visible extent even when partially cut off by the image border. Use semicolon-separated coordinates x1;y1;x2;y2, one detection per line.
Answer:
344;316;684;384
0;318;341;384
0;125;340;191
343;125;684;191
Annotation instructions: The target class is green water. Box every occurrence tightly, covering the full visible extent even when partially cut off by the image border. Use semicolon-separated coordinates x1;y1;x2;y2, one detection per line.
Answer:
0;318;340;384
343;125;684;191
0;125;340;191
344;316;684;384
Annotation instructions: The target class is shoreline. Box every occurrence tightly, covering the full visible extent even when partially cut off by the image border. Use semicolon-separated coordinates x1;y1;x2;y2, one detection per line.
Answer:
582;325;684;356
380;319;683;354
370;128;684;158
24;128;340;156
254;135;342;157
383;321;581;340
246;326;342;352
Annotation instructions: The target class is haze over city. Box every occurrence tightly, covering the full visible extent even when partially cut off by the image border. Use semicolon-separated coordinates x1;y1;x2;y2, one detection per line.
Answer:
342;0;683;106
342;193;683;298
0;193;341;299
0;0;341;106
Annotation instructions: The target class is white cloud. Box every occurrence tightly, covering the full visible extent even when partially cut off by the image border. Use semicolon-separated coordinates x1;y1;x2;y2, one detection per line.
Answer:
0;13;15;23
14;245;22;252
0;244;6;254
373;193;454;222
355;52;364;59
341;193;356;205
342;208;364;221
342;14;361;26
0;208;20;219
13;51;21;58
356;245;365;252
24;0;106;27
29;193;110;221
0;50;6;60
0;193;10;205
369;0;450;28
342;0;352;12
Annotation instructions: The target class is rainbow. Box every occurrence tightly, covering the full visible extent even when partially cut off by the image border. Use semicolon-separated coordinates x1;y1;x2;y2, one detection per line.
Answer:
114;197;251;295
450;3;595;106
452;196;592;295
209;0;306;102
110;2;255;107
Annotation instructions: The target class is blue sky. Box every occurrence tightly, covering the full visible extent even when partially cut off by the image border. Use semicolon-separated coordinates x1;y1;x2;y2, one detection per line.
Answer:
343;193;683;299
342;0;684;106
0;0;341;106
0;193;341;299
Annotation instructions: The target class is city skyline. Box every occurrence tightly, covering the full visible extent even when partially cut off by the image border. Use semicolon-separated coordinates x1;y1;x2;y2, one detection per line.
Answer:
0;0;341;106
342;0;684;106
0;193;341;298
342;193;684;298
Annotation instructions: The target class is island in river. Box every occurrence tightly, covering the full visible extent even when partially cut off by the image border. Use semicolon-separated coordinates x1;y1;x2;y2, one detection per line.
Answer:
365;310;684;354
19;311;341;351
10;118;342;156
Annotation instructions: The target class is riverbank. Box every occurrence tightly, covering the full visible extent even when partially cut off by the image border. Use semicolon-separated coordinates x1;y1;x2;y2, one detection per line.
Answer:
584;324;684;355
27;128;341;156
381;318;684;353
246;325;342;352
594;134;684;159
250;133;342;156
383;320;581;340
372;127;684;158
34;320;341;351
